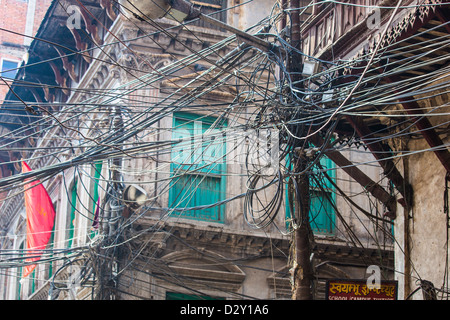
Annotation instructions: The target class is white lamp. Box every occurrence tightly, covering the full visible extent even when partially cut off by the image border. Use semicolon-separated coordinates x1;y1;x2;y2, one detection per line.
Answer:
123;184;148;209
302;60;319;76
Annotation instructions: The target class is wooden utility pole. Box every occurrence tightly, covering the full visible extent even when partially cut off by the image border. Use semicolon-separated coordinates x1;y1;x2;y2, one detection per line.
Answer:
288;0;314;300
291;160;314;300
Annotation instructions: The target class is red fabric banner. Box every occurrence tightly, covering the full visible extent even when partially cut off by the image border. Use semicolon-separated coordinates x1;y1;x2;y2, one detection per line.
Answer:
22;161;56;278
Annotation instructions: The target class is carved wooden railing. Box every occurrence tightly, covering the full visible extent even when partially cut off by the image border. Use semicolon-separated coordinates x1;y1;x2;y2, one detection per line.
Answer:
301;0;384;58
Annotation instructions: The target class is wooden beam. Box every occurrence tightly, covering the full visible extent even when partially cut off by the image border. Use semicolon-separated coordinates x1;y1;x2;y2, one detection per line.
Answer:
77;5;102;45
383;75;450;174
345;115;412;207
52;45;79;83
48;61;70;96
399;98;450;173
67;26;91;63
310;134;397;215
434;7;450;34
30;88;43;103
100;0;117;21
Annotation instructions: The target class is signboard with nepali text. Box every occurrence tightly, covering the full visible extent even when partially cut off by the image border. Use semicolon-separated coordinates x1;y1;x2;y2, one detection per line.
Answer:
326;279;398;300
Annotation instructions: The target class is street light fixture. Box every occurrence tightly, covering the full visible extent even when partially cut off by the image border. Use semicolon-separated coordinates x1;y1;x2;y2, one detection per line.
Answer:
123;184;148;209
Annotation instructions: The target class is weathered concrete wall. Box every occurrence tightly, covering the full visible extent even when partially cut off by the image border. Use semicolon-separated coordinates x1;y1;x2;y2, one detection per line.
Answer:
395;130;450;299
227;0;276;31
390;76;450;299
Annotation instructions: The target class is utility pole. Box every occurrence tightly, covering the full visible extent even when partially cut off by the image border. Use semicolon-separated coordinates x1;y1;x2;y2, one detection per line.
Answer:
288;0;314;300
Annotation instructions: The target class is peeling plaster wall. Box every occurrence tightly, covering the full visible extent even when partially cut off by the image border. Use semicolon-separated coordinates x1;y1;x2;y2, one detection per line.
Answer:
227;0;276;31
398;137;450;299
392;79;450;299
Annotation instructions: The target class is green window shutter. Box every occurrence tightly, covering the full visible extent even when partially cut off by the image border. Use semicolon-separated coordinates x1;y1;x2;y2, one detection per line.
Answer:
30;269;36;294
90;161;103;237
169;113;226;222
47;220;56;279
310;155;335;234
285;154;336;234
92;161;103;213
172;174;223;221
309;190;334;234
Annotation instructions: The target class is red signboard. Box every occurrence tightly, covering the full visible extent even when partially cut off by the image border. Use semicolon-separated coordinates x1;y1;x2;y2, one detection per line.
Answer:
326;279;398;300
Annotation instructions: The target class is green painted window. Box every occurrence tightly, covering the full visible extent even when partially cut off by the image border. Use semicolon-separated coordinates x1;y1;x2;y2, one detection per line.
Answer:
309;155;335;234
286;155;336;234
92;161;103;214
67;179;78;248
29;269;36;295
47;213;56;279
90;162;103;236
169;113;226;222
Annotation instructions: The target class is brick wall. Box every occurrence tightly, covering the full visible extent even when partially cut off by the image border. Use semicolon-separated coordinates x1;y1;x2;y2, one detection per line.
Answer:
0;0;28;45
0;0;52;102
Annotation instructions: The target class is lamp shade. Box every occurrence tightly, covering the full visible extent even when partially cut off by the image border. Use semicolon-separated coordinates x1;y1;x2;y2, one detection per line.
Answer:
123;184;148;208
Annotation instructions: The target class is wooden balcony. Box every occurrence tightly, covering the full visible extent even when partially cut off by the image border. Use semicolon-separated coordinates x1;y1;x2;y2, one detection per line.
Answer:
300;0;412;60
